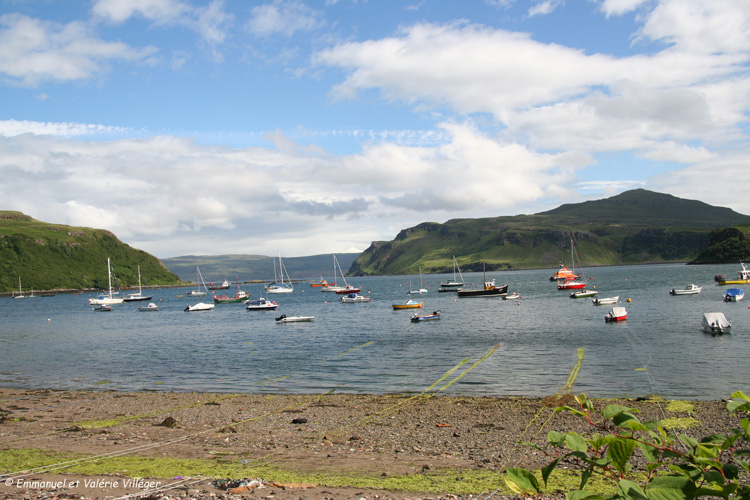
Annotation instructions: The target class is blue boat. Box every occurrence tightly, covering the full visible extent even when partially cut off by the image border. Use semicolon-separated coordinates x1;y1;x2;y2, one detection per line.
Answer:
724;288;745;302
411;310;441;322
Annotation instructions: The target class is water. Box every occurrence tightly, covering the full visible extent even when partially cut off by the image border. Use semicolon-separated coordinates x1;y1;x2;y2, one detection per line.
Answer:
1;263;747;399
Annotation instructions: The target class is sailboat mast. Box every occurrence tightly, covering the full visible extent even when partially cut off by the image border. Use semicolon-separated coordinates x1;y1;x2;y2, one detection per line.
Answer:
137;265;142;294
107;258;113;299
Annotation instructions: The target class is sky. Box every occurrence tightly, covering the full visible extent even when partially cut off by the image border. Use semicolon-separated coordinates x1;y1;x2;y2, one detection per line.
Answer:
1;0;749;259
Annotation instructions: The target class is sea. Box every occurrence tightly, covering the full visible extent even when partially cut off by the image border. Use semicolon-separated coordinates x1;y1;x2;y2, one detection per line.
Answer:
1;263;748;400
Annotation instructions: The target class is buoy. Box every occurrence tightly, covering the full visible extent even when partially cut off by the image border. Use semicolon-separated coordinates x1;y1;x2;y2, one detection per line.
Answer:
627;298;632;302
47;318;51;322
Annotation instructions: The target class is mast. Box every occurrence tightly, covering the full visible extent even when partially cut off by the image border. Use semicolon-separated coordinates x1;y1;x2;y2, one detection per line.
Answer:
137;265;143;294
107;258;113;299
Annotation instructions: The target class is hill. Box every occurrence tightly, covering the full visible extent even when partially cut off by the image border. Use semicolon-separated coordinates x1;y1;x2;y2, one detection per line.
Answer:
349;189;750;276
0;211;181;293
161;253;360;283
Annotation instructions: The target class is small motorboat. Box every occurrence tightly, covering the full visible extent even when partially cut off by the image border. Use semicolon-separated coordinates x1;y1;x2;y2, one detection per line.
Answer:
703;312;731;335
340;293;371;303
275;314;314;323
670;284;702;295
604;306;627;322
570;290;598;299
185;302;215;312
503;292;521;300
392;299;423;310
138;302;159;311
92;305;111;312
246;298;279;310
592;296;619;305
724;288;745;302
411;310;441;322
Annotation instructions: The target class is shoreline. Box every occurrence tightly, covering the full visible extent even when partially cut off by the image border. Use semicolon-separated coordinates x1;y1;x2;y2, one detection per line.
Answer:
0;388;741;500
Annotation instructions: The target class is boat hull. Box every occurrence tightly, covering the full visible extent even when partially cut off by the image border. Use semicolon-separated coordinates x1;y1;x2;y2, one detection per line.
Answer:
411;311;441;322
393;302;423;309
275;314;314;323
457;283;508;298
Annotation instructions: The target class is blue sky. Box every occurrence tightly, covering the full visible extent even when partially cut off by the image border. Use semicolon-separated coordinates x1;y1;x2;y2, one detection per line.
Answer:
1;0;749;258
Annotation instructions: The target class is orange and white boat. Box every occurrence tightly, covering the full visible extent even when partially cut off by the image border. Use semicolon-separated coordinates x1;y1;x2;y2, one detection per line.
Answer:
550;265;579;282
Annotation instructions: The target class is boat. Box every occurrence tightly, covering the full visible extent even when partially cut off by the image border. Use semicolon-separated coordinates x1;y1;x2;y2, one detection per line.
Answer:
340;293;371;303
440;256;465;289
392;299;423;310
92;305;111;312
570;290;598;299
549;265;579;282
503;292;521;300
208;279;230;290
186;267;208;297
185;302;215;312
266;254;294;294
411;310;441;322
246;297;279;310
123;266;153;302
408;268;428;295
556;240;588;290
310;278;329;287
592;295;619;305
138;302;159;311
724;288;744;302
322;255;360;293
89;258;125;305
457;264;507;298
12;276;27;299
703;312;731;334
604;306;627;322
213;279;250;303
715;262;750;285
275;314;314;323
670;284;701;295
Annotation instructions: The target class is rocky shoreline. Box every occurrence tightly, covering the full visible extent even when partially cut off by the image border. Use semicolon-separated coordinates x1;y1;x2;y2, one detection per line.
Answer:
0;388;742;500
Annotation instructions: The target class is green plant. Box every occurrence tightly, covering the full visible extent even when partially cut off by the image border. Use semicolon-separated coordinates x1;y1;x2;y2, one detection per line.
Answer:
505;391;750;500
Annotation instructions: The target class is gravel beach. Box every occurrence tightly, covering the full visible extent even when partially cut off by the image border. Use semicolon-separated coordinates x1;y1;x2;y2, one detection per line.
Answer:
0;388;742;500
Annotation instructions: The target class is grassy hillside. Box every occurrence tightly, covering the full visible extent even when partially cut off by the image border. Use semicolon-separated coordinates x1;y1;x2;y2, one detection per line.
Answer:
0;212;181;293
349;190;750;276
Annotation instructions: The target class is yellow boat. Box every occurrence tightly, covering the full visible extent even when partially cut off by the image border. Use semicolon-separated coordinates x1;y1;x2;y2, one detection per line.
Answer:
715;262;750;285
392;299;423;310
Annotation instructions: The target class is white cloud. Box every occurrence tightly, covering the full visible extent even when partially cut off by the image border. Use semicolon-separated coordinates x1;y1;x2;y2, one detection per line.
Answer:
598;0;650;17
528;1;565;17
247;0;324;38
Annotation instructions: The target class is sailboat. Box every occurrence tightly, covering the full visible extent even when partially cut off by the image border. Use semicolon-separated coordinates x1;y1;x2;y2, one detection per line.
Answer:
89;258;125;305
186;267;208;297
12;276;27;299
321;255;361;294
123;266;153;302
266;254;294;294
439;256;465;292
408;267;428;295
556;239;587;290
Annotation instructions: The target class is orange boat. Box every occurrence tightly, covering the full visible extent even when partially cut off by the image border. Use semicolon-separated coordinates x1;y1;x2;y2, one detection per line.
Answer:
310;278;330;287
550;265;579;282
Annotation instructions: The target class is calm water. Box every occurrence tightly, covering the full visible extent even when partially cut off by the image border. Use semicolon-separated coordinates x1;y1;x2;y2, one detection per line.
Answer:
1;263;748;399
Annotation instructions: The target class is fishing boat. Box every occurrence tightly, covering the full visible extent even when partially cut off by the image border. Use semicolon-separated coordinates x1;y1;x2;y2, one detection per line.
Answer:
123;266;153;302
411;310;441;322
457;264;507;298
703;312;731;334
570;290;598;299
592;296;619;305
556;239;588;290
138;302;159;311
714;262;750;285
213;279;250;303
310;278;329;287
184;302;214;312
440;256;464;289
724;288;745;302
670;284;701;295
340;293;371;303
266;254;294;294
392;299;423;310
604;306;627;322
89;258;125;305
208;279;230;290
275;314;314;323
12;276;27;299
186;267;208;297
245;298;278;310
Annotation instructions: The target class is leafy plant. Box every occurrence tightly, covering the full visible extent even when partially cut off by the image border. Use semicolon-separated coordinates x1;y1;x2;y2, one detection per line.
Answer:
505;390;750;500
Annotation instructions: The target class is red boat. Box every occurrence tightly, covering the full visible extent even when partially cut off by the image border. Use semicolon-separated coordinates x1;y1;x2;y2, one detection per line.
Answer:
557;279;586;290
605;307;627;322
335;285;362;294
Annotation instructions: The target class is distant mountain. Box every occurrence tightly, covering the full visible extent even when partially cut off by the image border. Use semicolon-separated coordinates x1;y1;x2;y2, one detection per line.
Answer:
0;211;181;293
161;253;360;283
349;189;750;276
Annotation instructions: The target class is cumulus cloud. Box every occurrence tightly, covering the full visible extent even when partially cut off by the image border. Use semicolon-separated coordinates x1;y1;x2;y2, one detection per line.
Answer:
247;0;324;38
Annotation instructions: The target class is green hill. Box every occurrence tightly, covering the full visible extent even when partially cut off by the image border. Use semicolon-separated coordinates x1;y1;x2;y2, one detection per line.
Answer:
349;189;750;276
0;211;181;293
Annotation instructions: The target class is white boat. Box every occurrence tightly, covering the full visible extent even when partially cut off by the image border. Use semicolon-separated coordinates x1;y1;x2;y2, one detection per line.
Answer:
12;276;27;299
185;302;214;312
570;289;597;299
123;266;153;302
604;307;627;322
503;292;521;300
440;255;464;288
340;293;371;303
246;297;279;310
266;254;294;294
703;312;731;334
138;302;159;311
186;267;208;297
408;268;428;295
724;288;744;302
592;295;619;305
89;258;125;305
670;284;701;295
321;255;358;293
275;314;314;323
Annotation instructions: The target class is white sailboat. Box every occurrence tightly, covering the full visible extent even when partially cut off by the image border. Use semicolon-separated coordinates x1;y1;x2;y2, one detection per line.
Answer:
321;255;360;293
408;267;428;294
13;276;27;299
186;267;208;297
89;258;125;305
439;256;464;292
123;266;153;302
266;254;293;294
